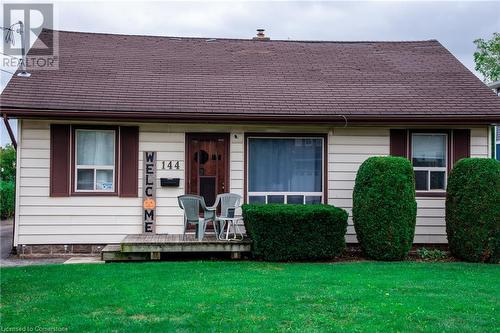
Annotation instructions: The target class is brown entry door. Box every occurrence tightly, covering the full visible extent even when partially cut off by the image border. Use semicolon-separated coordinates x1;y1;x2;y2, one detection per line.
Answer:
186;134;229;206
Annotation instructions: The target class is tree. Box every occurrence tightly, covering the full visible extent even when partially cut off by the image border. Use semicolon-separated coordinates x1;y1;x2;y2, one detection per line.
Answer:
473;32;500;83
0;145;16;219
0;144;16;182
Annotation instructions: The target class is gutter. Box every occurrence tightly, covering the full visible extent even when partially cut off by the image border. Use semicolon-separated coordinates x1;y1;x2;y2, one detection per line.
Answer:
2;107;500;125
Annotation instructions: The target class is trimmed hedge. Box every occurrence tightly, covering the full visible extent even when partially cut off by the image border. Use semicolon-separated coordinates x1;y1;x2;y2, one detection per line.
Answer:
1;181;15;220
242;204;348;261
353;156;417;260
446;158;500;263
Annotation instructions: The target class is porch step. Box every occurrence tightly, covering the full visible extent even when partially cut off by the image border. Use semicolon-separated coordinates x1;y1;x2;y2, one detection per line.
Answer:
64;256;105;264
101;244;149;262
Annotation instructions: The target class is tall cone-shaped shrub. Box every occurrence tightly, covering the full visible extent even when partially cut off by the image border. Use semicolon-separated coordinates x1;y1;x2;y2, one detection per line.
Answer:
446;158;500;263
353;156;417;260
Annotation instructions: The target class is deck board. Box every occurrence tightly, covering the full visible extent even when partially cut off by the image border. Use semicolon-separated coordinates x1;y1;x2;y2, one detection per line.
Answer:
122;233;251;244
119;233;252;253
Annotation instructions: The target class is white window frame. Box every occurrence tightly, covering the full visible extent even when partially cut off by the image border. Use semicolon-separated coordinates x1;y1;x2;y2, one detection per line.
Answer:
497;140;500;161
496;127;500;161
411;133;448;192
75;129;116;192
246;136;325;204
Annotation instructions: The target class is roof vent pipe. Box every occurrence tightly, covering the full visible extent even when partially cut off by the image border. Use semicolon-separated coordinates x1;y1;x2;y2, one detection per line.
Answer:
253;29;270;41
16;21;30;77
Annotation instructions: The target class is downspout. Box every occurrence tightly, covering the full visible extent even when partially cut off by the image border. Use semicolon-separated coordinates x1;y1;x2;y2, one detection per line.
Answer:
2;113;18;254
2;114;17;149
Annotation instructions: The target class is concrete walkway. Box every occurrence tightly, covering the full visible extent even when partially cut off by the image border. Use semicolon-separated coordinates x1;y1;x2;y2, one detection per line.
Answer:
0;219;13;260
0;219;66;267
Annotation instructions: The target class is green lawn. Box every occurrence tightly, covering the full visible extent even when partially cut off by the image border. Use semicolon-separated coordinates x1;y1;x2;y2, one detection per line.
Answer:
1;262;498;332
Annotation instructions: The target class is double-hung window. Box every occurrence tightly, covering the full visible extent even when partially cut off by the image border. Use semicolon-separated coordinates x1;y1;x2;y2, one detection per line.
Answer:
411;133;447;191
247;136;324;204
75;129;116;192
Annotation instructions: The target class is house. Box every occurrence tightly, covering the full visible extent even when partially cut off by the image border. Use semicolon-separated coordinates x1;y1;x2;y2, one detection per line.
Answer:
487;81;500;160
1;29;499;256
489;80;500;96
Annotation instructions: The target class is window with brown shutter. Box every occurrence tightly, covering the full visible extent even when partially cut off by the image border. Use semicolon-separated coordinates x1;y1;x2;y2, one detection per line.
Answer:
49;124;139;197
390;128;471;197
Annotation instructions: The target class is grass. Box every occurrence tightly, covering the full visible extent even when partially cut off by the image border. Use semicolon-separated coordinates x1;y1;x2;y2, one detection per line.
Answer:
0;261;499;332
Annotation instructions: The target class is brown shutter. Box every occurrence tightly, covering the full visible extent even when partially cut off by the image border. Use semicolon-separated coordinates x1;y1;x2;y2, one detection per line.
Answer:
390;129;408;158
50;124;71;197
119;126;139;197
453;129;470;165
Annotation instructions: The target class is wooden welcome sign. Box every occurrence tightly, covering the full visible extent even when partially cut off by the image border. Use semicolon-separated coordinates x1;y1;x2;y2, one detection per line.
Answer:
143;151;156;233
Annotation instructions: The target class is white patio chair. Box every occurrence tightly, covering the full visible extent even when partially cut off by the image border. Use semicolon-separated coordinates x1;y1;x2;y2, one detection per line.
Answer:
177;195;214;241
210;193;244;240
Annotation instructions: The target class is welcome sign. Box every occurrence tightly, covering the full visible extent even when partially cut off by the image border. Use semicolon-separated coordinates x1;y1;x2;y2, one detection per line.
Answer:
143;151;156;233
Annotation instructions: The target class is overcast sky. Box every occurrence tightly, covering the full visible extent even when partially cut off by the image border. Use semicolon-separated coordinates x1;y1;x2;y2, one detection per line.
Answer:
1;0;499;145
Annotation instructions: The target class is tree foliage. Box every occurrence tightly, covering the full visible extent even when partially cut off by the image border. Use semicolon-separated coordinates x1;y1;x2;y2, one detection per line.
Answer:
0;145;16;182
0;145;16;219
473;32;500;83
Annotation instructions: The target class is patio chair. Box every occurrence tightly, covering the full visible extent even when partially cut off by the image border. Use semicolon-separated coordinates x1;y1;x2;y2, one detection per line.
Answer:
210;193;243;240
177;195;214;241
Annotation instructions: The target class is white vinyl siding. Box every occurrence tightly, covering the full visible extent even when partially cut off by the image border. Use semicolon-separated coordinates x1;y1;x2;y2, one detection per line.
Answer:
327;127;490;244
327;127;391;243
15;120;491;246
470;128;490;158
16;121;185;245
229;132;244;217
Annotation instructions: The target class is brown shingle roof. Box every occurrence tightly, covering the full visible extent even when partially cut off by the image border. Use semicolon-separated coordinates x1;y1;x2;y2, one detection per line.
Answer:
1;29;499;123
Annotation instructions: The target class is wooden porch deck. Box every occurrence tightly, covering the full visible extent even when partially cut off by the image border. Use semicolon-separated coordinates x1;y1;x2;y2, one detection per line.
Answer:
102;234;252;262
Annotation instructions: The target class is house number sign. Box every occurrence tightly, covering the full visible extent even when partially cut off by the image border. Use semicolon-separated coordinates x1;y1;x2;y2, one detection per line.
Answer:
143;151;156;233
160;160;181;170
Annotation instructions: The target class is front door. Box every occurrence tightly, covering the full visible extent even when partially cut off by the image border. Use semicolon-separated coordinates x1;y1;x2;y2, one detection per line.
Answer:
186;133;229;206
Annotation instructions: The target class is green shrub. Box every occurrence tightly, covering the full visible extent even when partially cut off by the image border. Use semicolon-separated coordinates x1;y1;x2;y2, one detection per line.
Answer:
416;247;448;261
242;204;348;261
0;180;15;220
446;158;500;263
353;156;417;260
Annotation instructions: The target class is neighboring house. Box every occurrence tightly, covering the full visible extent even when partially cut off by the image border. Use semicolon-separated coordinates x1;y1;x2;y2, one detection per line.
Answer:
497;126;500;161
487;81;500;160
1;29;499;255
489;80;500;96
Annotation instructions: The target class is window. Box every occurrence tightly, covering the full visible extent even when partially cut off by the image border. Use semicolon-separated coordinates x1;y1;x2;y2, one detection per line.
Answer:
247;137;324;204
75;129;116;192
411;133;447;191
